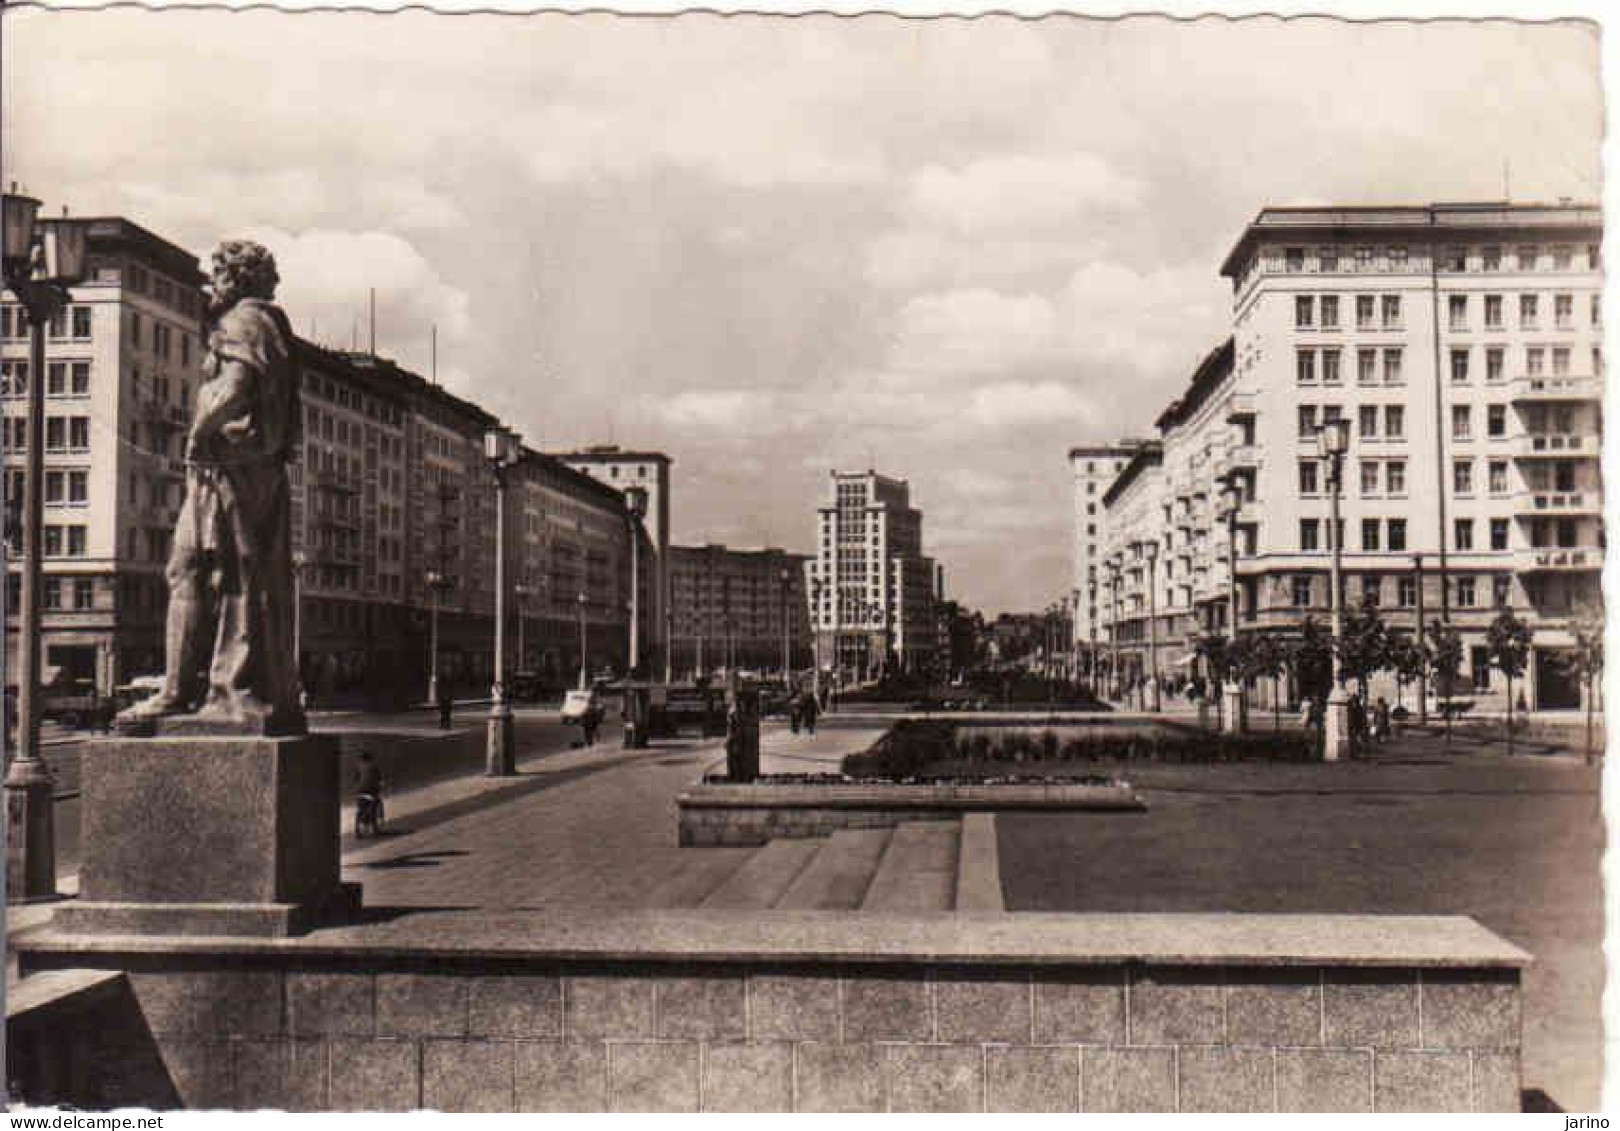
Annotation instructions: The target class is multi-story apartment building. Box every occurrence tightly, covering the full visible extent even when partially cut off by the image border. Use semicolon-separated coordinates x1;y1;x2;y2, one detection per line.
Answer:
1091;201;1603;711
1068;441;1139;673
3;210;651;705
2;217;207;698
808;469;941;679
556;445;671;672
667;543;810;678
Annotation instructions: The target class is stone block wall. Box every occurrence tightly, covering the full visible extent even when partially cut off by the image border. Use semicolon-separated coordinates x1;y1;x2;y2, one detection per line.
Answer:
14;953;1522;1111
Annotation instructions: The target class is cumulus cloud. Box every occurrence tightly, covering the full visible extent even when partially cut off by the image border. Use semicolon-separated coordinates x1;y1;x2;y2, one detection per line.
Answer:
907;153;1146;235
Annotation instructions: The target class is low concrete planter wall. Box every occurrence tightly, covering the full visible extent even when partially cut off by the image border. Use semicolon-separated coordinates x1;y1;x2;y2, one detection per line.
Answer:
14;911;1528;1112
677;781;1144;846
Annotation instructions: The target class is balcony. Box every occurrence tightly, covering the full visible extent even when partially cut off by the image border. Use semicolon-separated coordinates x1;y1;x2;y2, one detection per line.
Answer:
1226;392;1257;420
1509;374;1601;403
1517;547;1603;572
1514;490;1602;515
1512;433;1596;459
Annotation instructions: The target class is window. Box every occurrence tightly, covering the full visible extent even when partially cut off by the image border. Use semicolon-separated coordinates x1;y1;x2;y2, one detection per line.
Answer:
1381;294;1401;328
1355;246;1374;271
1320;247;1339;272
1450;348;1469;383
1526;346;1545;376
1360;460;1379;496
1592;293;1602;328
1386;405;1405;439
1483;245;1502;271
1484;294;1503;328
45;417;65;451
1452;405;1472;441
1292;576;1313;607
1444;247;1467;272
66;525;85;557
70;306;91;339
1487;404;1506;438
1298;461;1320;495
1456;577;1477;608
1448;294;1468;329
1362;519;1381;551
1295;295;1314;327
1588;243;1602;271
44;470;64;503
68;470;87;504
44;525;63;556
1552;347;1570;376
1320;295;1339;328
73;577;93;610
1518;244;1538;270
1387;461;1406;495
1321;349;1341;384
1357;348;1377;385
42;577;61;610
1553;245;1573;270
1362;575;1382;606
69;417;89;451
47;362;66;395
1383;348;1403;384
1359;405;1379;438
1555;293;1574;328
1389;246;1408;270
1493;575;1512;607
1398;576;1417;607
1595;347;1605;377
1454;519;1474;551
130;312;142;346
1299;519;1320;551
1;359;28;396
1388;519;1407;551
1296;349;1316;384
1490;519;1509;551
1488;461;1509;494
1298;405;1318;438
1486;347;1505;383
1356;294;1375;329
1520;294;1538;328
1322;405;1343;429
1285;247;1304;273
1454;460;1473;495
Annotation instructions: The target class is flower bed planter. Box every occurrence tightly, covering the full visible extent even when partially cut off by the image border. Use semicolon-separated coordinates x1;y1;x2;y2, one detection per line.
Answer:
676;777;1144;846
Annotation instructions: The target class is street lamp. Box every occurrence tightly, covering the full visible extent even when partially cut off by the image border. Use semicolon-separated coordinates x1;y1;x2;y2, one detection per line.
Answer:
624;485;647;678
1142;539;1161;712
1220;477;1247;733
1105;554;1122;701
576;591;589;690
483;425;523;776
778;566;792;684
1317;417;1352;760
425;568;452;704
4;190;88;903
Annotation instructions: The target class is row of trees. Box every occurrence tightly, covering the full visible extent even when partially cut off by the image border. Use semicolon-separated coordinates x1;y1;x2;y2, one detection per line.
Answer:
1195;600;1603;759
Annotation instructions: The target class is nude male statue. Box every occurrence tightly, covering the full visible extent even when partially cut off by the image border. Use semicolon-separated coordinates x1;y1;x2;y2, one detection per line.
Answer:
119;239;304;734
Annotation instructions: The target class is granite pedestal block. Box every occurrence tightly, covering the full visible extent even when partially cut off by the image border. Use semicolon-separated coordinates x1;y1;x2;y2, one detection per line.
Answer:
55;735;357;937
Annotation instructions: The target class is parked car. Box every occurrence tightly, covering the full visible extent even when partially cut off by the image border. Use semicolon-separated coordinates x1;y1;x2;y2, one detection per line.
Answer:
560;686;605;727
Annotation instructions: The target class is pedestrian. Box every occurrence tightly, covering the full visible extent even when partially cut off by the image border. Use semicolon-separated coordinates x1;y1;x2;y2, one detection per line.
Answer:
437;686;453;730
788;691;802;734
802;689;819;735
1374;696;1391;743
582;703;600;747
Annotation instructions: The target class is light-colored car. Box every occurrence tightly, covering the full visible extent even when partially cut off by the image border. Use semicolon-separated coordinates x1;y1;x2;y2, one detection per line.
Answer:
561;687;604;726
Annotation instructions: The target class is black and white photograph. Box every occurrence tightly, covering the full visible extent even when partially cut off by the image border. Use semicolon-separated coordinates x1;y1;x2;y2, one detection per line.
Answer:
0;1;1609;1115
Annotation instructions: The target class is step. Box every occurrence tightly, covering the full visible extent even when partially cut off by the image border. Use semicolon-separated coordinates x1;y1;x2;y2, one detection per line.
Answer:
640;848;756;909
954;813;1004;912
699;838;823;910
773;828;894;910
859;820;960;912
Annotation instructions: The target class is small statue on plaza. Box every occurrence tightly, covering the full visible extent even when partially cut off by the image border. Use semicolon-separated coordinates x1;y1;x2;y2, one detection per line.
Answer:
118;239;304;735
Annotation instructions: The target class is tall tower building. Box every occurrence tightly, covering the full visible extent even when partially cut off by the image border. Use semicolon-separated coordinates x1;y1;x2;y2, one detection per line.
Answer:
809;469;939;680
1068;441;1141;671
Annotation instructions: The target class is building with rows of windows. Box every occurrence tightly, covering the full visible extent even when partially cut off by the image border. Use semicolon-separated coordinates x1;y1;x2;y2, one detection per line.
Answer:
2;212;653;705
666;543;811;679
1087;201;1603;711
808;469;942;681
1067;442;1139;673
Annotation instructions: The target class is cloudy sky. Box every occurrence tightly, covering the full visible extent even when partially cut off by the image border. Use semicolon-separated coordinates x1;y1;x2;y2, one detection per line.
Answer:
2;11;1601;613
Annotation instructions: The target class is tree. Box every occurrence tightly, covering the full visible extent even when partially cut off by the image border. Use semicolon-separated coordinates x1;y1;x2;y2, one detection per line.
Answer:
1486;606;1533;758
1290;617;1334;750
1566;603;1604;765
1387;631;1427;714
1337;601;1393;741
1244;634;1290;731
1193;632;1230;726
1425;622;1465;745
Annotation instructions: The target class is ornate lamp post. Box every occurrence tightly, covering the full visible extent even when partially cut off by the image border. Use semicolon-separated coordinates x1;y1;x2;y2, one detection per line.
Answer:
1220;477;1247;733
1317;418;1352;760
1142;539;1161;712
483;425;522;776
624;485;647;678
4;191;87;902
425;568;452;704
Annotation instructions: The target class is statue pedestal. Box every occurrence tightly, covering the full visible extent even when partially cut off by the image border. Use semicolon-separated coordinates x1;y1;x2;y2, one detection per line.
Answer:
52;735;358;937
